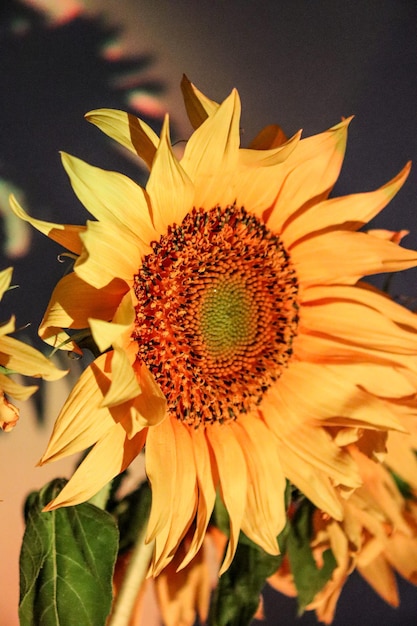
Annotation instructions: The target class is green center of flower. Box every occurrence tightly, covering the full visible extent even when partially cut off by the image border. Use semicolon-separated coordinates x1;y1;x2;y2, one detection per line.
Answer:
133;205;299;427
200;279;257;360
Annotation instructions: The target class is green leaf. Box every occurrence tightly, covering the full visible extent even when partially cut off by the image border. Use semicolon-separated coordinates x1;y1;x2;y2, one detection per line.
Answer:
287;499;337;614
19;478;119;626
390;469;415;500
208;534;283;626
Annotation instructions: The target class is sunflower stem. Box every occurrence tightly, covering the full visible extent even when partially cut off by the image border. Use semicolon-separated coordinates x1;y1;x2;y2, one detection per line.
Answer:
108;530;154;626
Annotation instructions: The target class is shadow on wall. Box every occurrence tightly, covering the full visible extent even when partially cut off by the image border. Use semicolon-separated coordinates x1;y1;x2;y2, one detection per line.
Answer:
0;0;166;337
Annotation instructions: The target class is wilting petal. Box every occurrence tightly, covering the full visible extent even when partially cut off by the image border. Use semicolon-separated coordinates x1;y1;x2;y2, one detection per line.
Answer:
0;392;19;431
357;554;399;607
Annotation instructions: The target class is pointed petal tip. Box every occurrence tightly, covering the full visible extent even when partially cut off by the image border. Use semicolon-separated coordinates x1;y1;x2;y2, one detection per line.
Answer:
84;107;109;121
160;113;170;139
181;73;192;88
42;500;59;513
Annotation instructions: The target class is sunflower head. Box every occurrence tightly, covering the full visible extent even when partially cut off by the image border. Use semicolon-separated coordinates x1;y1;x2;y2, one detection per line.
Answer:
10;77;417;577
133;203;299;427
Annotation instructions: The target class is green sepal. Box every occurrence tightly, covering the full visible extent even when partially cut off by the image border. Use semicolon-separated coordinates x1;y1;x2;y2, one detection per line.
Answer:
19;478;119;626
286;498;337;614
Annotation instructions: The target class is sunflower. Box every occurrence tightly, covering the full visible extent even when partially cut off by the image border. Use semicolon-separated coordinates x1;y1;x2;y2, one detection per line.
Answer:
10;77;417;575
0;266;66;431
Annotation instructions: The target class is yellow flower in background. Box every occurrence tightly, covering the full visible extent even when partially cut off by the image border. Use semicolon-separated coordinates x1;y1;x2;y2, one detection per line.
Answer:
268;438;417;624
0;267;66;431
10;76;417;575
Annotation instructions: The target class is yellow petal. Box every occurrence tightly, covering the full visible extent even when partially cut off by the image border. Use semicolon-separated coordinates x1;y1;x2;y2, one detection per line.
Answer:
76;220;143;288
179;427;216;570
44;422;147;509
0;314;15;338
268;362;404;432
296;330;417;371
300;299;417;357
0;373;37;401
9;194;85;255
279;447;344;519
146;416;178;542
0;267;13;300
180;89;241;208
322;362;417;399
61;152;156;244
264;398;361;491
239;131;300;167
100;347;141;408
291;229;417;286
89;289;134;353
267;118;351;232
302;282;417;331
39;354;116;463
151;421;198;576
126;362;167;436
146;115;194;235
282;163;411;246
180;74;219;129
207;422;247;575
248;124;288;149
85;108;158;168
235;133;302;215
233;414;285;554
0;335;66;381
39;273;128;347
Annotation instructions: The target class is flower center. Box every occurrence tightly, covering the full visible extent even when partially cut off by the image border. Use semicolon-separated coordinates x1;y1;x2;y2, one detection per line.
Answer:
133;205;299;427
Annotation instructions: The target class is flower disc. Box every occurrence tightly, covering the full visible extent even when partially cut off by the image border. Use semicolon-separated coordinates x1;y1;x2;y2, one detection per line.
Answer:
133;205;299;426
